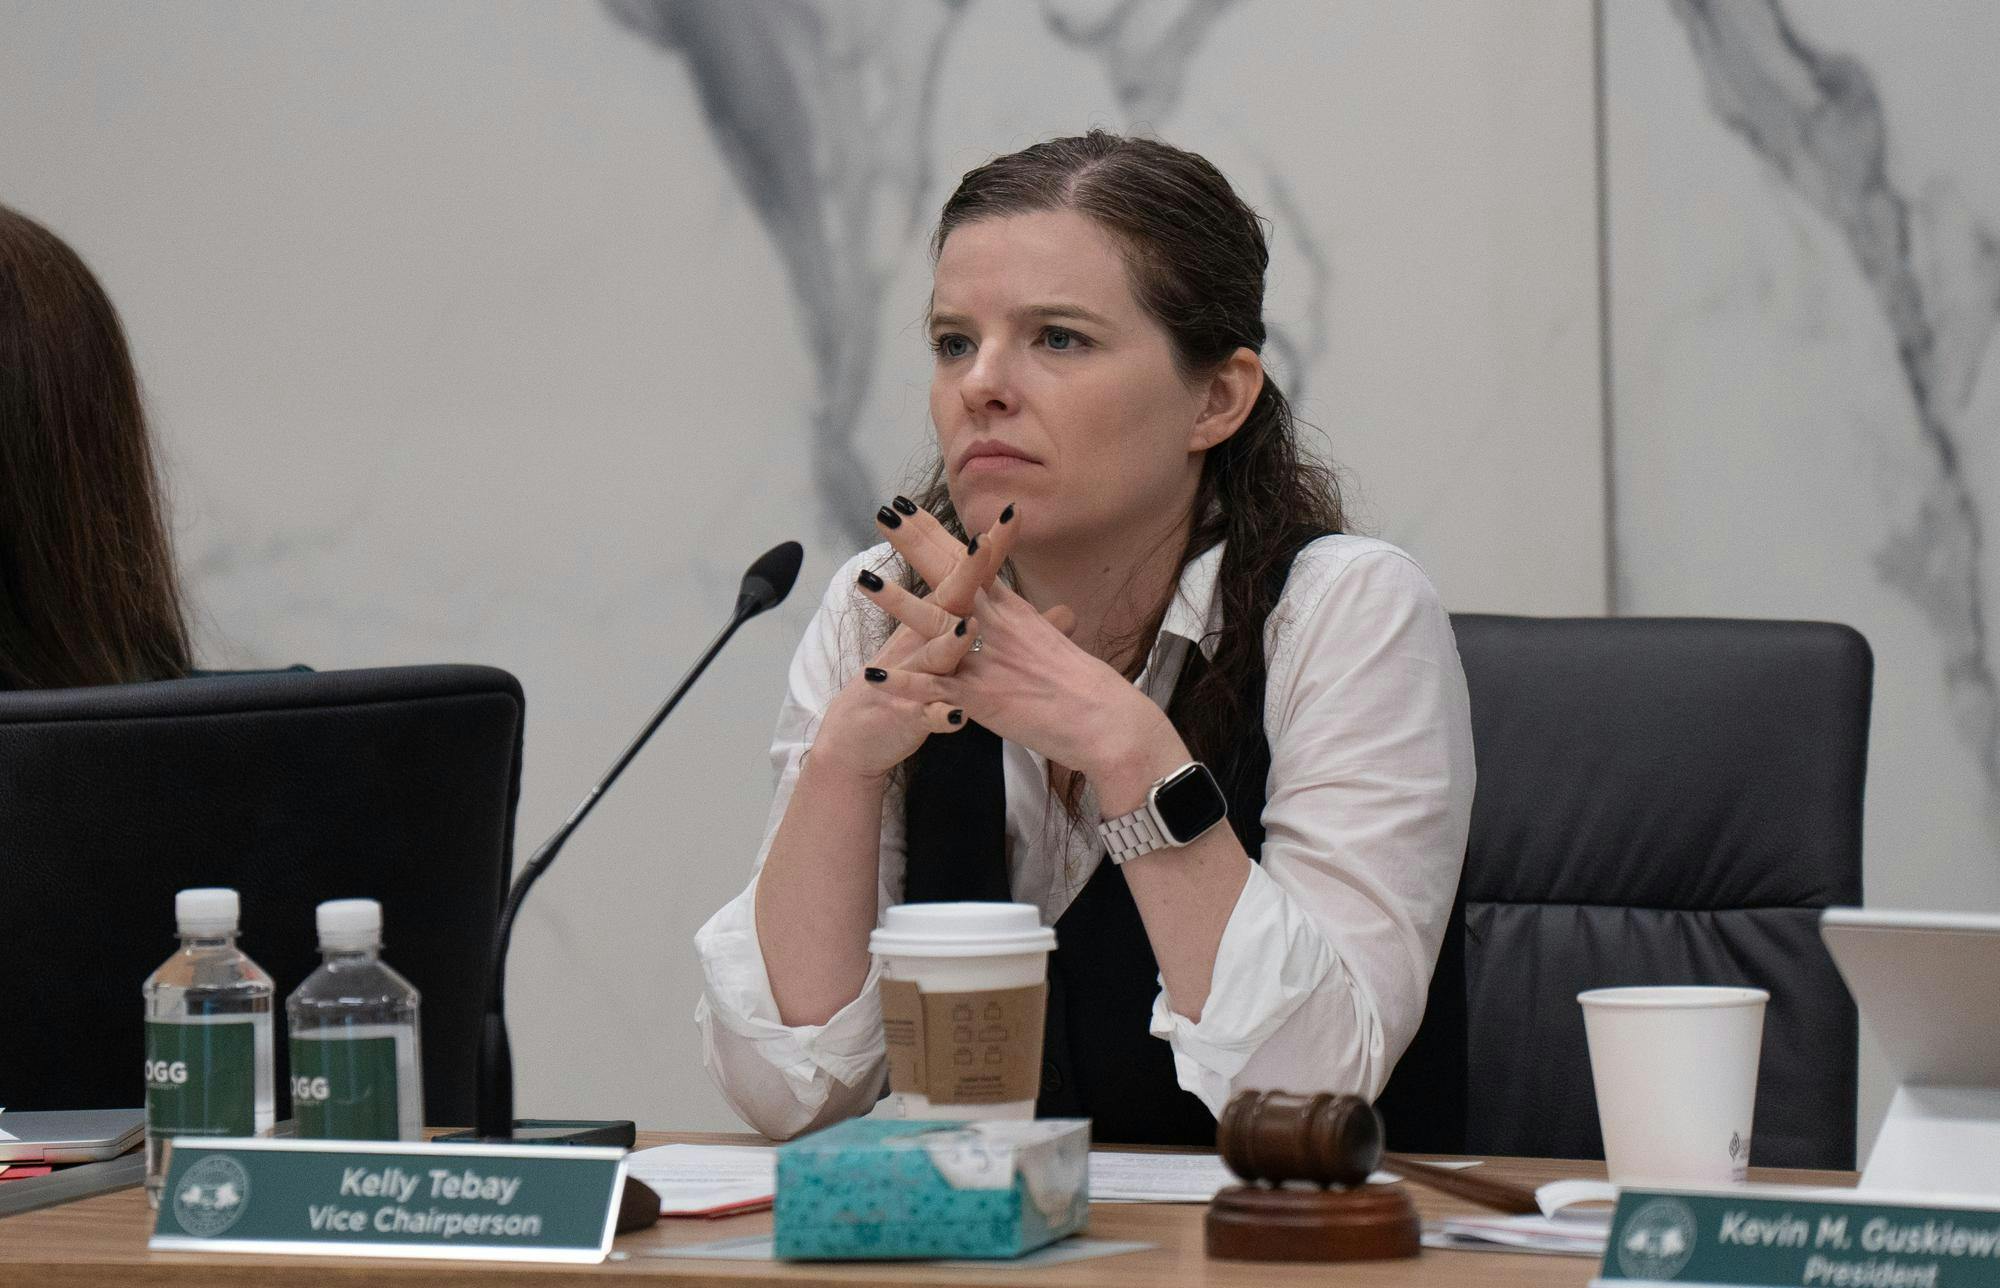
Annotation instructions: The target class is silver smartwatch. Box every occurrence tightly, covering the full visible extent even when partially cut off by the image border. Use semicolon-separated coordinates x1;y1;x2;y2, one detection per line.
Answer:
1097;762;1228;865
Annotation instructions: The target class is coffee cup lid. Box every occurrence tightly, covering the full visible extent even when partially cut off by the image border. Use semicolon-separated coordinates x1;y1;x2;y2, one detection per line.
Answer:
869;902;1057;958
1576;985;1769;1009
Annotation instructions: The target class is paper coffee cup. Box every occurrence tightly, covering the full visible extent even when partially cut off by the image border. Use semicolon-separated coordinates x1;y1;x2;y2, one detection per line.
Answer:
870;903;1056;1121
1579;985;1768;1186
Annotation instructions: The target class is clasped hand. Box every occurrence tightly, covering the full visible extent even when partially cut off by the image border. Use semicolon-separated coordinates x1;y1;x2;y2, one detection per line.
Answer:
811;499;1167;785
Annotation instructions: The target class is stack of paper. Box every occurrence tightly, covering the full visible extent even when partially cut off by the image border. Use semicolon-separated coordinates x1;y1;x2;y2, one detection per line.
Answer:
625;1143;776;1217
1423;1178;1618;1258
1424;1211;1611;1258
1086;1151;1238;1201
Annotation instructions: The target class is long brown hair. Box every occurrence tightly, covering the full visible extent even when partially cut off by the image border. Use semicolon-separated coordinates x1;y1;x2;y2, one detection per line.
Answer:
910;131;1344;792
0;204;191;689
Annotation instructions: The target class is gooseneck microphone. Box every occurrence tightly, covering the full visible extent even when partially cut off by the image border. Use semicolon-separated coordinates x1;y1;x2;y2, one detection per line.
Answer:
464;541;805;1144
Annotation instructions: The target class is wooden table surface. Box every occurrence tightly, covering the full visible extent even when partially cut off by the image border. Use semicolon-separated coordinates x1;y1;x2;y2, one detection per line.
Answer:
0;1131;1852;1288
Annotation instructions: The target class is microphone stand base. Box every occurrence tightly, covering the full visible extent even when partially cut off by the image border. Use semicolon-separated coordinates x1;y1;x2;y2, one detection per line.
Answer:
434;1119;637;1148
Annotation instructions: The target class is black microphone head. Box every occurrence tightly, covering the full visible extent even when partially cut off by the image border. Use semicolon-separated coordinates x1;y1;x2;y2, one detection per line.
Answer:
737;540;804;617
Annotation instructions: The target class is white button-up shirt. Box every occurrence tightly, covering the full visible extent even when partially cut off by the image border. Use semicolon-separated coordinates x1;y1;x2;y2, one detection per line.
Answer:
694;535;1475;1140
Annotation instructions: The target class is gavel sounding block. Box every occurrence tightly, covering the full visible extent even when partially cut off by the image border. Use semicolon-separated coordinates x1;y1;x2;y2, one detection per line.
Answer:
1204;1090;1421;1262
1206;1184;1421;1261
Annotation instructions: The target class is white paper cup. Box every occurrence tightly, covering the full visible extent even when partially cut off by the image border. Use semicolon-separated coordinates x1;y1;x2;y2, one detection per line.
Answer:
870;903;1056;1121
1578;985;1768;1186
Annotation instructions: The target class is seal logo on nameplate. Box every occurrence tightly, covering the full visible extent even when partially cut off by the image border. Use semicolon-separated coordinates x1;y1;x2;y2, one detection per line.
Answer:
1616;1197;1697;1281
173;1154;253;1237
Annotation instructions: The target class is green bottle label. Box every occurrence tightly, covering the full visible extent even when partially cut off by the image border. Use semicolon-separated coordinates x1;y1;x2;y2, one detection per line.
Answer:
145;1019;256;1138
289;1035;401;1141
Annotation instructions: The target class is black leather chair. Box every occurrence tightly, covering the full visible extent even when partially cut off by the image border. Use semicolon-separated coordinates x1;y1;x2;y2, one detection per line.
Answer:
0;665;523;1126
1377;616;1870;1169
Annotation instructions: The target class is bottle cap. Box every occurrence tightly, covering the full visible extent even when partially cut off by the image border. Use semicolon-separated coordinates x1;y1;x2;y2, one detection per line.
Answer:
175;887;240;935
317;898;383;949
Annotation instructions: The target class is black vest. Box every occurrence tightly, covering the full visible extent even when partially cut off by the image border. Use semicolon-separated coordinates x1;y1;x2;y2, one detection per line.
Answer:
900;649;1267;1145
897;543;1470;1149
899;541;1294;1145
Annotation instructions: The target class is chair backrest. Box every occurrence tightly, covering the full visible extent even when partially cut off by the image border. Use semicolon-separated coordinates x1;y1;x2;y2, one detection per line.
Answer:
1377;616;1870;1169
0;665;523;1127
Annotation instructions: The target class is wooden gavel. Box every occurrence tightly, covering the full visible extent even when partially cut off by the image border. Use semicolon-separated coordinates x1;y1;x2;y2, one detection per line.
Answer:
1218;1087;1384;1186
1219;1089;1540;1213
1207;1090;1541;1262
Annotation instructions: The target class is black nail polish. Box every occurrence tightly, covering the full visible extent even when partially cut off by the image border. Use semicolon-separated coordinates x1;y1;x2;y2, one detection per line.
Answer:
876;505;901;530
857;569;884;592
954;618;967;637
948;709;964;726
865;667;888;684
966;536;980;556
1000;503;1015;524
892;495;918;516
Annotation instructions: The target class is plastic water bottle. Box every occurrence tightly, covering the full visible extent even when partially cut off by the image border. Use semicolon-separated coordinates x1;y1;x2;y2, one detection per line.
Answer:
142;888;276;1207
286;899;424;1141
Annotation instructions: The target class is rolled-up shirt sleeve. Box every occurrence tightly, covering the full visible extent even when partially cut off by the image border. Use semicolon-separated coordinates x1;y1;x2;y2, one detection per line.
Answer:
1148;545;1475;1115
693;549;903;1140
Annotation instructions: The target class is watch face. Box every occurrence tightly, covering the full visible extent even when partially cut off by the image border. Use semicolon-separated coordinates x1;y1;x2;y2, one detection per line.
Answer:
1154;763;1227;844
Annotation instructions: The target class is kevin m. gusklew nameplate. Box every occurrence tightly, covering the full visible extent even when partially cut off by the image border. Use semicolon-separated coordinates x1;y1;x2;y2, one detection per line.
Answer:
150;1137;627;1263
1597;1185;2000;1287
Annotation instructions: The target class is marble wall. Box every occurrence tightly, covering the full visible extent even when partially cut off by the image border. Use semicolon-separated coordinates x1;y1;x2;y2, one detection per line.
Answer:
0;0;1599;1131
1607;1;2000;912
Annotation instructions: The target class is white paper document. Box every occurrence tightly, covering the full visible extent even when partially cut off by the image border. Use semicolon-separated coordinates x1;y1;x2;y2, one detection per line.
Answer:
1086;1150;1479;1202
1424;1210;1611;1258
625;1143;776;1216
1423;1180;1617;1258
1087;1150;1238;1201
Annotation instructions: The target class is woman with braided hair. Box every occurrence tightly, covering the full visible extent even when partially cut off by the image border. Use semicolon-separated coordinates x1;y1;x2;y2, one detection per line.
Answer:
696;131;1473;1144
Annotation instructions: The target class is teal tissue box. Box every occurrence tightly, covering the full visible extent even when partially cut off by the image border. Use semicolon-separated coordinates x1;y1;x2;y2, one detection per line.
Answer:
774;1118;1090;1260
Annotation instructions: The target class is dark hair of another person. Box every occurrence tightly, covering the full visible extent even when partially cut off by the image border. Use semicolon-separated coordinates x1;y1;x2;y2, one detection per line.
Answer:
908;130;1345;798
0;203;191;689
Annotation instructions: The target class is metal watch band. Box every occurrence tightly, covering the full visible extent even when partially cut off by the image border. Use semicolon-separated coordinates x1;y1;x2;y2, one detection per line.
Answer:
1098;799;1170;865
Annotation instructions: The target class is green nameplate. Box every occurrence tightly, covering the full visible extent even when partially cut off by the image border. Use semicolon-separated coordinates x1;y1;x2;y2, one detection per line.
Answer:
150;1138;626;1263
1600;1186;2000;1286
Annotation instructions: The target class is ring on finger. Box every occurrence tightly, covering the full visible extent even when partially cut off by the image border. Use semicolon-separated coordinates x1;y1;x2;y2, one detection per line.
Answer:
969;635;985;654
